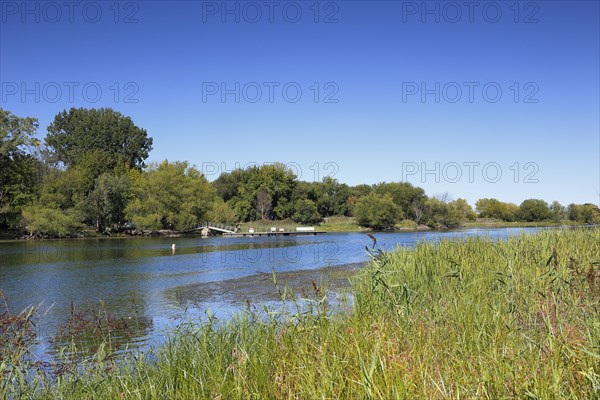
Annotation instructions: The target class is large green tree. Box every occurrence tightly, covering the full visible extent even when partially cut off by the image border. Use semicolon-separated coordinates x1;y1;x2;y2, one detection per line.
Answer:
548;201;566;222
517;199;550;222
293;199;322;224
354;193;401;230
21;168;86;237
424;197;476;228
475;198;519;221
373;182;426;220
216;164;297;221
568;203;600;224
45;108;152;171
314;177;351;217
0;109;40;228
125;161;221;231
213;168;253;202
86;172;131;232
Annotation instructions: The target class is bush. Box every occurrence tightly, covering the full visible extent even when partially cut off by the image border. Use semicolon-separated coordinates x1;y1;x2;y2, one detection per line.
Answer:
22;205;82;237
354;193;402;230
518;199;550;221
293;199;321;224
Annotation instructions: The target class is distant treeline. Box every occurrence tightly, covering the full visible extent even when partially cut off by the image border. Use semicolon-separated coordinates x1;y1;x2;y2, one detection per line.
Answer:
1;108;599;237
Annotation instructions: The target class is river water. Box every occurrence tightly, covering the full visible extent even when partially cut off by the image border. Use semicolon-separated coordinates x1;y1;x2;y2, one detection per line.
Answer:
0;227;540;357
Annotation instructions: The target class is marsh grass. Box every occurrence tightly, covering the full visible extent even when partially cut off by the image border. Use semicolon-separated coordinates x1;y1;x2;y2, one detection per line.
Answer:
5;228;600;399
318;216;364;232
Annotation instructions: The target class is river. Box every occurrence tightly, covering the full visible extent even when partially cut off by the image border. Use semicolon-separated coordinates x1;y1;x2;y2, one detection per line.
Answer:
0;227;542;358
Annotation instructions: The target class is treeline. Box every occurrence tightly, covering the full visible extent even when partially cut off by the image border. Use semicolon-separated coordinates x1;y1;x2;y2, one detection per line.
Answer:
1;107;599;237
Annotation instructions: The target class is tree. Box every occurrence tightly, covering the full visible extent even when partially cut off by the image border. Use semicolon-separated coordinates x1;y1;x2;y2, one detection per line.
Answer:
125;161;217;231
350;184;373;198
475;198;519;221
45;108;152;171
86;172;131;231
411;200;425;225
549;201;566;222
517;199;550;222
256;188;273;220
21;206;82;237
213;168;252;202
449;198;477;221
216;164;297;221
567;203;600;224
273;198;293;220
206;199;237;224
228;198;255;222
354;193;402;230
314;177;351;217
20;166;88;237
0;109;40;228
423;197;449;228
0;109;38;155
373;182;426;220
293;199;321;224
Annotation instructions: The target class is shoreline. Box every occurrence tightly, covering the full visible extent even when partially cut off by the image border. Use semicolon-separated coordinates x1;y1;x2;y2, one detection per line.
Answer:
0;221;588;243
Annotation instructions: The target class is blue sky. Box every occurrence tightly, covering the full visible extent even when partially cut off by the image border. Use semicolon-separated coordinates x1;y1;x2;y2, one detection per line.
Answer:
1;0;598;206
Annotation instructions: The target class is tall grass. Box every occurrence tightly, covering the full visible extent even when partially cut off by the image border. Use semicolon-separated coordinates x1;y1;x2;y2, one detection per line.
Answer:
5;228;600;399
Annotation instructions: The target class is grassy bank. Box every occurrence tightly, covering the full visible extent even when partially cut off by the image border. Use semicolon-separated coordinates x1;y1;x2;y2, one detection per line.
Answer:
1;219;585;242
464;220;585;229
4;228;600;399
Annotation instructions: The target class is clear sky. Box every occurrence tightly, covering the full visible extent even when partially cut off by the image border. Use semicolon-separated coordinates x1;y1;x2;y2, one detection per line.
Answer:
1;0;598;206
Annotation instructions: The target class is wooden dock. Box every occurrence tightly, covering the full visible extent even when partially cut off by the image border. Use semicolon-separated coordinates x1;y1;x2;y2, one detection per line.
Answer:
223;231;326;237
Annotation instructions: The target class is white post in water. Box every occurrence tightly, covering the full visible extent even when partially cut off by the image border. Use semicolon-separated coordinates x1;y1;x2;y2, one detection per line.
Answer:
172;244;176;254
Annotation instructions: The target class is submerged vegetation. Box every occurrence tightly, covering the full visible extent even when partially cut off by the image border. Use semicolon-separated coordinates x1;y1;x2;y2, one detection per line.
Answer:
2;228;599;398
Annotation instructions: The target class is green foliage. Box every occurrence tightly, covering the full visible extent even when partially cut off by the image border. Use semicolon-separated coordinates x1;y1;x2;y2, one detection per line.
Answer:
213;169;251;202
0;109;39;155
125;161;217;231
45;107;152;171
0;109;40;228
2;106;597;235
21;205;82;237
313;177;351;217
292;199;322;224
422;197;448;227
419;197;477;229
475;198;519;221
373;182;426;219
354;193;402;229
549;200;566;222
86;172;131;231
568;203;600;224
215;164;297;221
206;198;237;224
518;199;550;222
228;198;255;222
38;168;87;211
449;198;477;221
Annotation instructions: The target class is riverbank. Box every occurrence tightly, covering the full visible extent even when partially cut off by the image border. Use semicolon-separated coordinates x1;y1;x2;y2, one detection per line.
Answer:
0;218;586;242
4;227;599;398
225;217;585;234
